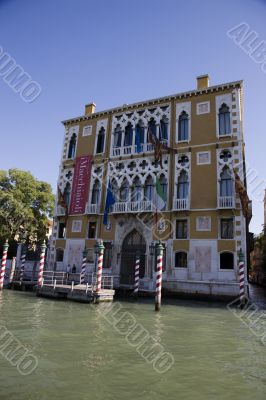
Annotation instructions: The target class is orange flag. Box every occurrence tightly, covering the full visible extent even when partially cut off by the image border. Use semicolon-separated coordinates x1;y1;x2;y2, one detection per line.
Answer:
234;170;252;223
57;186;68;217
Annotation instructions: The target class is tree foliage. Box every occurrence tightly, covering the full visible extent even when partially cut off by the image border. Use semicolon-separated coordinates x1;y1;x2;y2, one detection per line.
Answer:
0;169;54;248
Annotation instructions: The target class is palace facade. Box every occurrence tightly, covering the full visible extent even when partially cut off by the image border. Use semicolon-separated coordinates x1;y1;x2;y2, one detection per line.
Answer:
49;75;250;297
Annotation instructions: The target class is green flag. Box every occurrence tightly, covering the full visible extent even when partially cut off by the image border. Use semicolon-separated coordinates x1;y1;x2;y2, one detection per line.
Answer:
154;177;166;210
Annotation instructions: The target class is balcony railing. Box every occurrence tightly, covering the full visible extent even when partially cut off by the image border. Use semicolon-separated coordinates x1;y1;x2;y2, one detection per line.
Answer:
112;143;155;157
54;206;66;216
173;198;189;211
111;200;155;213
218;196;235;209
85;203;99;214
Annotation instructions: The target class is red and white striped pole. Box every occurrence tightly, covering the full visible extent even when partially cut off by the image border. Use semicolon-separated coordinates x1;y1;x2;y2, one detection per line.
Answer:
238;249;245;307
133;252;140;296
38;241;46;286
80;247;87;284
155;242;163;311
96;240;104;293
9;256;16;283
20;246;26;284
0;240;9;290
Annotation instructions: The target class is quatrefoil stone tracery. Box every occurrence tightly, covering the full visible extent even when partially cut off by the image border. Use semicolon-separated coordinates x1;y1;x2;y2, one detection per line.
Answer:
217;148;234;177
108;156;169;187
112;104;171;130
175;153;190;181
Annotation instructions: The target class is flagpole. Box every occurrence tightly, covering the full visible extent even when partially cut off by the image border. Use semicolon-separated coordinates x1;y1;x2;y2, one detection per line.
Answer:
99;210;103;242
155;169;158;228
98;183;105;250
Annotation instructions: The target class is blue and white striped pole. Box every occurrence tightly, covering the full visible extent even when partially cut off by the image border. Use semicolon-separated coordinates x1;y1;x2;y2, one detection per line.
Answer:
80;247;87;284
20;246;26;284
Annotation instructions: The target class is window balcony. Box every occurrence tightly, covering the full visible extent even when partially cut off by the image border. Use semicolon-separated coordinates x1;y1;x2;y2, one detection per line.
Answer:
85;203;99;214
54;206;66;216
111;200;155;213
218;196;235;209
112;143;155;157
173;198;189;211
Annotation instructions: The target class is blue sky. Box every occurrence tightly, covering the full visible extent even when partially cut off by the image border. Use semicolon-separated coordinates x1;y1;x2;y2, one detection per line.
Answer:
0;0;266;234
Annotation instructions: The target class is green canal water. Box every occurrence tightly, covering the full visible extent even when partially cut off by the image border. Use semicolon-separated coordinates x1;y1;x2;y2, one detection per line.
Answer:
0;290;266;400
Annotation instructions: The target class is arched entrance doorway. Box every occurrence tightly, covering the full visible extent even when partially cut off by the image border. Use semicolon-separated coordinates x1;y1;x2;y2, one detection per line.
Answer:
120;229;146;285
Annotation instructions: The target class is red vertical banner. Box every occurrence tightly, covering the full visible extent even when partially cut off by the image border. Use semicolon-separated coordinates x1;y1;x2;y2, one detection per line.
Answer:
69;155;92;215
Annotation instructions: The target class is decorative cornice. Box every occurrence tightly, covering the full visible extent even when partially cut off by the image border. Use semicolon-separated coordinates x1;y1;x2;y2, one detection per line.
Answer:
61;80;243;126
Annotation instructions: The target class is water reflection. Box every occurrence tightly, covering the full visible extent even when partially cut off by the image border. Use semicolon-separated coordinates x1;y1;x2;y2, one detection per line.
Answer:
153;311;163;343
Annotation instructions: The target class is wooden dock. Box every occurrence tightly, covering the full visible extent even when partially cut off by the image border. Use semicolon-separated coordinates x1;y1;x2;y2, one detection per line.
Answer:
8;271;115;303
36;283;115;303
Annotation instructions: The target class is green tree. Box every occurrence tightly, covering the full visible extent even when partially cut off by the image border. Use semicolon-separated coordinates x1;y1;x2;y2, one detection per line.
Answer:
0;169;54;250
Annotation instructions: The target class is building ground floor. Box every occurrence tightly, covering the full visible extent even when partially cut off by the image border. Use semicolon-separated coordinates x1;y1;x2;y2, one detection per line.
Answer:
49;213;247;299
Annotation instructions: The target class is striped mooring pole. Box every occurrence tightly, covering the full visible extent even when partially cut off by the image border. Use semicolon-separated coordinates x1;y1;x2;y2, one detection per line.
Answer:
96;240;105;293
133;252;140;296
9;257;16;283
38;241;46;286
238;248;245;307
0;240;9;290
20;246;26;284
80;247;88;284
155;241;164;312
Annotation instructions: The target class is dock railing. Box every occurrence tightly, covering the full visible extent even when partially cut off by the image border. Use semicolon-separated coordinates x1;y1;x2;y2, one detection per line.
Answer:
89;273;114;290
12;270;114;290
42;271;68;285
41;271;114;290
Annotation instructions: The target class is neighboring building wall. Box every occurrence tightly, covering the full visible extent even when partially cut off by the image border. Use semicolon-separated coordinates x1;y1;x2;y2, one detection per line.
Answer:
249;192;266;286
250;238;266;286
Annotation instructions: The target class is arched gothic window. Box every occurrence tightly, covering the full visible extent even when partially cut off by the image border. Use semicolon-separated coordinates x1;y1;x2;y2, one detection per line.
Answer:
219;103;231;136
159;175;167;205
131;177;142;202
68;133;76;159
160;116;168;141
124;123;133;147
114;125;122;148
110;179;118;197
148;118;157;139
120;180;129;202
63;182;71;206
135;121;145;145
177;171;189;199
144;176;154;201
91;180;101;205
96;127;105;154
178;111;189;141
220;167;233;197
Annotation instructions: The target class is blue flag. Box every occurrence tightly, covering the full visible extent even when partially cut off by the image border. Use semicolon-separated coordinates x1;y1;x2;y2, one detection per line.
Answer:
135;126;142;153
103;180;116;225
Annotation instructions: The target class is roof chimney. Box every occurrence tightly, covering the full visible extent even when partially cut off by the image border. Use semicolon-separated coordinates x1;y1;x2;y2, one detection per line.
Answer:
85;102;96;115
196;74;210;90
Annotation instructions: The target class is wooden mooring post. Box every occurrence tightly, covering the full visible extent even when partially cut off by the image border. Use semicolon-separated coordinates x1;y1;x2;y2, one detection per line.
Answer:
38;241;46;287
155;242;163;312
0;240;9;290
